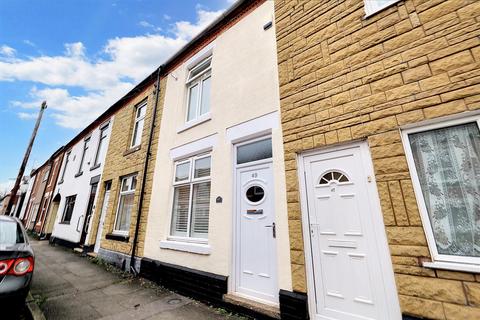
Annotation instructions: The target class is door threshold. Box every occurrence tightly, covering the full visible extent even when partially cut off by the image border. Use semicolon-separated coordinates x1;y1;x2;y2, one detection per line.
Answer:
223;293;280;319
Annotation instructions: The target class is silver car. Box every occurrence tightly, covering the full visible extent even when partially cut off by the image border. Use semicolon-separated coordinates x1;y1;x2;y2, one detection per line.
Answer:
0;215;34;307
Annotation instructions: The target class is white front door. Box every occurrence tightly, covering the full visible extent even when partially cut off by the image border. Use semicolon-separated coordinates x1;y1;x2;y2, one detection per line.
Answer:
94;184;111;253
301;143;400;320
234;138;278;304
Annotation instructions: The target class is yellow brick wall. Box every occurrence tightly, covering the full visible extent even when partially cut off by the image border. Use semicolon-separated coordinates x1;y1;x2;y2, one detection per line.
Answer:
275;0;480;319
86;77;166;258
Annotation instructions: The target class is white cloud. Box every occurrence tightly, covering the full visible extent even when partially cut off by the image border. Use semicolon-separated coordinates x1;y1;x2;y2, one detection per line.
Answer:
18;112;38;120
139;20;162;32
0;7;224;129
0;45;16;58
173;9;223;40
0;180;14;195
23;40;36;47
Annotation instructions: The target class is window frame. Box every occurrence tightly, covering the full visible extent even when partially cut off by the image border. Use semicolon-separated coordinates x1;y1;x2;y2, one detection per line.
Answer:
93;122;109;167
364;0;401;17
184;56;212;124
130;101;147;148
401;114;480;268
169;153;212;242
113;174;137;235
61;195;76;224
77;137;90;175
59;151;71;183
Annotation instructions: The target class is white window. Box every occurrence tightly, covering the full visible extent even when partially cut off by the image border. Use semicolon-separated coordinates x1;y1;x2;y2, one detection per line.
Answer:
59;151;70;182
94;123;109;167
186;57;212;123
402;115;480;269
170;154;211;240
77;137;90;175
131;101;147;148
42;168;50;182
364;0;400;17
113;174;137;234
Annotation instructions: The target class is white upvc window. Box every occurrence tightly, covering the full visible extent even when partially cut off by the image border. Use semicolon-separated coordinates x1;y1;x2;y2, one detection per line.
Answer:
113;174;137;234
170;154;211;241
185;57;212;123
402;115;480;271
77;137;90;175
93;123;109;167
59;151;71;183
364;0;400;17
131;101;147;148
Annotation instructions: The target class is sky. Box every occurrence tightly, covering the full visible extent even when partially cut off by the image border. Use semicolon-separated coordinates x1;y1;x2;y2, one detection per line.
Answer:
0;0;236;194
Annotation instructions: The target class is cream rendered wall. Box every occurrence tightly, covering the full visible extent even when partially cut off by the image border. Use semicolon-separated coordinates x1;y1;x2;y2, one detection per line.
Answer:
144;1;292;291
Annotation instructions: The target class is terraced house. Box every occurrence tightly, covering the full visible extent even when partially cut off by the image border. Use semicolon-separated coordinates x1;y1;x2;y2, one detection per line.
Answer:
49;111;113;249
140;0;294;318
85;70;163;269
275;0;480;319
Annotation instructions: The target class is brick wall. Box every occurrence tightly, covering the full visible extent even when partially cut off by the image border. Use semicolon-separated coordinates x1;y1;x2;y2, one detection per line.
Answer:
275;0;480;319
87;77;166;258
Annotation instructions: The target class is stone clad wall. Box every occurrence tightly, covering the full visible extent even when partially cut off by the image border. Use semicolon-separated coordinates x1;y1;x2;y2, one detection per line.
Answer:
87;77;166;258
275;0;480;319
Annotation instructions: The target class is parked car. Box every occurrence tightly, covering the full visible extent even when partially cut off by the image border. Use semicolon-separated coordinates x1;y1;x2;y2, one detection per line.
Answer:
0;215;34;306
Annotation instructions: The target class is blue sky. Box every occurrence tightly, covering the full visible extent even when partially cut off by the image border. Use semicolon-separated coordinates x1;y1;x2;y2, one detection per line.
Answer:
0;0;234;193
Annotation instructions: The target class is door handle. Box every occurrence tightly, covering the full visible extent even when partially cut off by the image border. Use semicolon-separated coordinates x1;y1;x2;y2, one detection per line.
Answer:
76;215;84;233
265;222;276;238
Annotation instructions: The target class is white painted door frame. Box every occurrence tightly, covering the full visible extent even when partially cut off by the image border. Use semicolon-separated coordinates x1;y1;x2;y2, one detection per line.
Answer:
94;185;111;253
230;135;279;305
297;140;401;320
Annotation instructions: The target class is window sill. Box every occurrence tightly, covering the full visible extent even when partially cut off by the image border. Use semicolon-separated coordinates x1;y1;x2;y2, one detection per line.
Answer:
177;113;211;133
423;261;480;274
90;163;101;171
159;240;211;255
105;233;130;242
58;180;64;185
74;172;83;178
123;145;141;156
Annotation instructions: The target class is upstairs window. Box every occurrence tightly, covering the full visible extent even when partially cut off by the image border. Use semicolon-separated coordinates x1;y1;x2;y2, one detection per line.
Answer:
131;101;147;148
364;0;400;16
59;151;71;183
77;137;90;175
94;123;109;167
170;154;211;240
186;57;212;123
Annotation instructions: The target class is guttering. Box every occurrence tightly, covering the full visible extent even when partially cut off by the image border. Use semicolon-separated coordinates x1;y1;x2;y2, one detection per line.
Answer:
130;66;163;274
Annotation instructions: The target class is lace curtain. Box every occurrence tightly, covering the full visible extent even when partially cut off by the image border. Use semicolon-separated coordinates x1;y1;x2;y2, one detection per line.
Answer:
410;122;480;257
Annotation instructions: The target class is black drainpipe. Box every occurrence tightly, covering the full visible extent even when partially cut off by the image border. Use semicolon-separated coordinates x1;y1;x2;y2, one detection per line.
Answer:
130;66;162;274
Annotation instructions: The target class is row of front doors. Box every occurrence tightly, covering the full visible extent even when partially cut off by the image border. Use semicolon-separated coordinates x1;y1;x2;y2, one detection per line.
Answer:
234;140;400;320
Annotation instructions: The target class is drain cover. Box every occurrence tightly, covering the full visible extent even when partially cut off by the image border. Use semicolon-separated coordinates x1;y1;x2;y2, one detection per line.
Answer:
167;298;182;305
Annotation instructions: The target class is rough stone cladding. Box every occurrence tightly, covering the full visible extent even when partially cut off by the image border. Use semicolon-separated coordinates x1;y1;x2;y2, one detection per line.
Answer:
86;78;166;258
275;0;480;319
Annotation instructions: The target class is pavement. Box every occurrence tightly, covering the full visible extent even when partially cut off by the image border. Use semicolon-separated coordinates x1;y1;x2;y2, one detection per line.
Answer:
28;239;244;320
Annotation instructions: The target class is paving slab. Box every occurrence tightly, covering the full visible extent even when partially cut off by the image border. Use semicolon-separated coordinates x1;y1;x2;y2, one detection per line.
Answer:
29;239;244;320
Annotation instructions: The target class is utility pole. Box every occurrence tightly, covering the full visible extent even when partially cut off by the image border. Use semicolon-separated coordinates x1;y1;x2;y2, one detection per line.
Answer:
5;101;47;215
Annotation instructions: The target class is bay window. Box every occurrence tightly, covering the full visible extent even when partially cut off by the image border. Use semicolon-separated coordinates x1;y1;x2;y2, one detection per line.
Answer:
170;154;211;240
403;115;480;269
